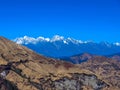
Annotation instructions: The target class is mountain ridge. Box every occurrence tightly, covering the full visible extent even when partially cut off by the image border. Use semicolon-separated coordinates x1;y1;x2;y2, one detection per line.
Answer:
14;35;91;45
14;35;120;45
14;35;120;57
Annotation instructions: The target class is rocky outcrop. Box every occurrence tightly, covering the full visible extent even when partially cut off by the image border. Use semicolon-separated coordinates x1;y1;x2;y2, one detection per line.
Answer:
0;76;18;90
0;65;17;90
38;73;108;90
79;56;120;89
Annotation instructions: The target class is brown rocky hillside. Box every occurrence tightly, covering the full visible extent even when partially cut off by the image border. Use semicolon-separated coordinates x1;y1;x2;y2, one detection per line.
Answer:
79;56;120;90
0;36;119;90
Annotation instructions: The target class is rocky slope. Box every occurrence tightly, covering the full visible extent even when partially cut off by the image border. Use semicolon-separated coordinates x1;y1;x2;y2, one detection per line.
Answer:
0;36;119;90
79;56;120;90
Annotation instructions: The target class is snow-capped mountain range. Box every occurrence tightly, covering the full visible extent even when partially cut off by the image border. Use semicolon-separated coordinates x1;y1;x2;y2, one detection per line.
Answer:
14;35;120;57
14;35;91;45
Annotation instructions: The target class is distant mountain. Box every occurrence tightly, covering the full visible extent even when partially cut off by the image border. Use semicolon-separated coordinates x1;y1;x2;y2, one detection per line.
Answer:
14;35;120;57
60;52;120;64
60;53;94;64
106;53;120;61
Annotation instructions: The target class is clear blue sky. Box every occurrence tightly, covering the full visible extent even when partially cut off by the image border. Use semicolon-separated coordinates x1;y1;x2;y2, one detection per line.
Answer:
0;0;120;42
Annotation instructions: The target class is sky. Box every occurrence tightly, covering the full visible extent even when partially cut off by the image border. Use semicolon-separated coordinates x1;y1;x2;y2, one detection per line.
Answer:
0;0;120;43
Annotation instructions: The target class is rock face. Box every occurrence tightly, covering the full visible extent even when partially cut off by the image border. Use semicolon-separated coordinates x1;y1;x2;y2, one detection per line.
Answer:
0;36;119;90
39;73;108;90
28;73;108;90
0;77;18;90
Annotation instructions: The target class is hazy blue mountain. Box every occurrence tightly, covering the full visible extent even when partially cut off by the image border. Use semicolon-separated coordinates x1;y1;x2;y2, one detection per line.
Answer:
14;35;120;57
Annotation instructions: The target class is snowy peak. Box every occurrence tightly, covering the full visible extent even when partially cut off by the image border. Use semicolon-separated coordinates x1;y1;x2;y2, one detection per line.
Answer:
14;35;120;47
51;35;64;42
14;35;87;45
14;36;50;44
114;42;120;46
